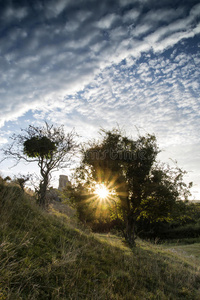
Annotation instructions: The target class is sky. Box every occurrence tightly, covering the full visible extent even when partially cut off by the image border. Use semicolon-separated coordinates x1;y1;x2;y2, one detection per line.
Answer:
0;0;200;199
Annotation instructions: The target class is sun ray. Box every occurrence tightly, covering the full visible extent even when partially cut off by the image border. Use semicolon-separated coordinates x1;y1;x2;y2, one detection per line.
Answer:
94;183;109;200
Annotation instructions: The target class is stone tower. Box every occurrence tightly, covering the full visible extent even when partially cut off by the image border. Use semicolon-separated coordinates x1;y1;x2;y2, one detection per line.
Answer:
58;175;70;191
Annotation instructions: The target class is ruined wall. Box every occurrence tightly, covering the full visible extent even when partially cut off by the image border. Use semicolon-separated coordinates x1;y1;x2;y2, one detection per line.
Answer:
58;175;70;191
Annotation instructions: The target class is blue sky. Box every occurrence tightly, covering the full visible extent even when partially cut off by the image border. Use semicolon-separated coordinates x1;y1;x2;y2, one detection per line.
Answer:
0;0;200;198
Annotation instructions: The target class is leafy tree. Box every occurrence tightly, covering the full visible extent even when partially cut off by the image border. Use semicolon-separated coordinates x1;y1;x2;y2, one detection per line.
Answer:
63;183;114;231
2;122;77;208
71;128;192;246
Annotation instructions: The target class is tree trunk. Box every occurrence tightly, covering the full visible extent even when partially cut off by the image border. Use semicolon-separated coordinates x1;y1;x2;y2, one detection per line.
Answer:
38;173;49;208
125;215;136;247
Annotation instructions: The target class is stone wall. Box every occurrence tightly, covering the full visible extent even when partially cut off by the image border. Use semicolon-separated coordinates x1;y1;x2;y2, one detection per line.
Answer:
58;175;70;190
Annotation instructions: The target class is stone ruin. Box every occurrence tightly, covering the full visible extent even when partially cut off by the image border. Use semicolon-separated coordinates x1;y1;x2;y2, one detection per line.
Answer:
46;175;71;202
58;175;70;191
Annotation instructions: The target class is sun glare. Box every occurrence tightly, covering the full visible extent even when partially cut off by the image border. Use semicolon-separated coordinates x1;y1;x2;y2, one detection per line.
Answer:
95;183;109;200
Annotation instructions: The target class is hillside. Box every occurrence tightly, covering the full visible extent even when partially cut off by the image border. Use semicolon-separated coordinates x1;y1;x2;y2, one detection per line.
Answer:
0;183;200;299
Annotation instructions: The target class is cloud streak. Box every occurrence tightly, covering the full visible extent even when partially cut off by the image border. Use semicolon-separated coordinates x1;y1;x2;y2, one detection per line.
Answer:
0;0;199;126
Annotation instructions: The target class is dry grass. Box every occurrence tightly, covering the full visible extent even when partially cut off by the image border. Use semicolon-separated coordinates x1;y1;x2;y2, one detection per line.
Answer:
1;183;200;299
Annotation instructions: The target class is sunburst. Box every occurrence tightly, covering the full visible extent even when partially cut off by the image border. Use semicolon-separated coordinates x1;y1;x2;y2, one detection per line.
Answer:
94;183;110;200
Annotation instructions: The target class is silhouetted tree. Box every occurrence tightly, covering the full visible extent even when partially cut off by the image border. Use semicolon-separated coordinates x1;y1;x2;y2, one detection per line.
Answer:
72;128;192;246
3;176;11;182
14;174;30;192
2;122;77;208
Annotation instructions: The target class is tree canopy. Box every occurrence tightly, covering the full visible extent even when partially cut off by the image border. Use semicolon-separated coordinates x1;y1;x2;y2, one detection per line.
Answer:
23;136;57;158
68;128;192;246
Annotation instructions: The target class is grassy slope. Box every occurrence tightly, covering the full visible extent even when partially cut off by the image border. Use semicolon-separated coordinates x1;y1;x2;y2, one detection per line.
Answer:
162;243;200;261
0;185;200;300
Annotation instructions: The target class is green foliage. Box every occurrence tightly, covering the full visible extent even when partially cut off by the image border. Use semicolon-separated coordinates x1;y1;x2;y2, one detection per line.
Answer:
23;136;57;158
0;181;200;299
70;128;191;245
164;223;200;239
62;184;114;232
135;201;200;241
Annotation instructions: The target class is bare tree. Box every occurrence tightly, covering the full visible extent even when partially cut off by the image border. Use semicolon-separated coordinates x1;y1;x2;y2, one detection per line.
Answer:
13;174;30;192
2;122;78;208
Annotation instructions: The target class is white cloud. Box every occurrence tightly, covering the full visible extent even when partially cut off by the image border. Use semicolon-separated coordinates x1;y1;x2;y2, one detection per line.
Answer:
132;24;152;37
123;9;140;23
44;0;69;18
54;0;69;16
153;23;200;52
0;137;8;145
65;20;80;32
3;6;28;21
96;13;119;29
189;3;200;18
0;0;200;133
143;7;185;23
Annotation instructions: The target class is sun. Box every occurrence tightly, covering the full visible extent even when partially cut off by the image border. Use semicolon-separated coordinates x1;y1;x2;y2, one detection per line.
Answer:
94;183;110;200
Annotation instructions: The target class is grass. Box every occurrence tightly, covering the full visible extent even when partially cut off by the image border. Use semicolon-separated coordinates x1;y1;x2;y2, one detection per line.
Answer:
174;244;200;259
0;183;200;299
162;243;200;261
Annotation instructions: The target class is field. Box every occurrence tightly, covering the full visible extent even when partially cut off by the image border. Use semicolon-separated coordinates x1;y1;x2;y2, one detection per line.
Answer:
163;243;200;261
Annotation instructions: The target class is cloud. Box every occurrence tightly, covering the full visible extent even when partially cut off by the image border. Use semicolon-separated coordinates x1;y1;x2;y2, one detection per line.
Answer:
0;136;8;145
0;0;199;198
2;5;28;21
96;13;119;29
122;9;140;23
47;0;70;17
143;7;185;23
34;46;199;154
0;0;200;129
